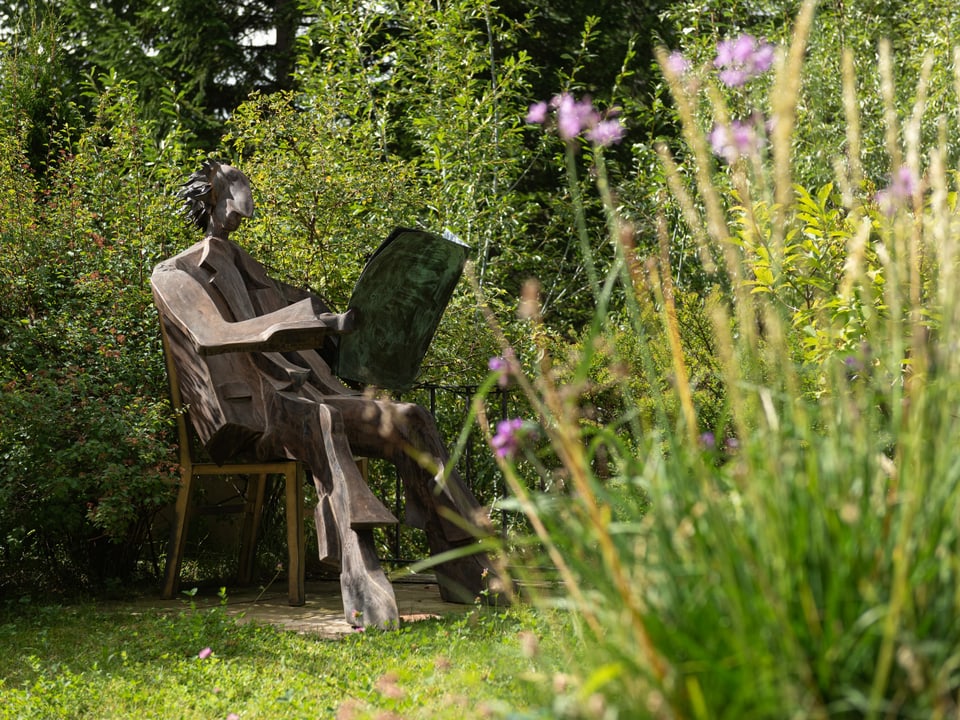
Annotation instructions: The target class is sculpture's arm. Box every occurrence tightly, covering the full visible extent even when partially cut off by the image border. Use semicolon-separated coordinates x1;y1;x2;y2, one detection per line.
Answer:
151;263;354;356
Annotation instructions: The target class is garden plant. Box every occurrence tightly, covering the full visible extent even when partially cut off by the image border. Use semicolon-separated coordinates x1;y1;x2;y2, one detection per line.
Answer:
469;1;960;716
4;0;960;717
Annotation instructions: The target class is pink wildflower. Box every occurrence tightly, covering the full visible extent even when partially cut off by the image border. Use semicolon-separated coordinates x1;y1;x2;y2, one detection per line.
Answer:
555;93;599;141
708;124;729;157
525;93;625;146
875;166;919;216
526;101;548;125
752;42;775;73
198;647;213;660
715;35;775;87
890;166;917;200
490;418;527;459
488;356;508;372
665;51;691;76
586;119;626;148
488;355;511;388
729;121;756;153
709;117;764;163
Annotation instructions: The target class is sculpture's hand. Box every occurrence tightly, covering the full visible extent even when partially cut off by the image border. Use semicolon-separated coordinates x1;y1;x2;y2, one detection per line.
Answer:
197;301;356;356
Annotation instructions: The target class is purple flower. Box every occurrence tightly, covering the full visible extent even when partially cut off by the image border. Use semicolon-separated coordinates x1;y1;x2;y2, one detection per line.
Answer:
709;117;764;163
730;35;759;64
488;356;508;372
714;35;775;87
488;355;511;388
729;121;756;153
875;165;918;215
491;417;528;460
198;647;213;660
699;432;716;450
890;166;916;200
665;51;691;76
526;101;548;125
585;119;626;148
525;93;624;146
718;68;749;87
555;93;600;141
752;43;775;73
708;124;729;157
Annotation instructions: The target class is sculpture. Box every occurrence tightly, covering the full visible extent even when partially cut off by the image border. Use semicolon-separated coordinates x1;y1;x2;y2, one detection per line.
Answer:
151;161;497;627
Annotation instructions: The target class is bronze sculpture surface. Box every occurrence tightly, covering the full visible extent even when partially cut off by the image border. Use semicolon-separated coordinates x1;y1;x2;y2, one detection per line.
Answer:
151;161;495;627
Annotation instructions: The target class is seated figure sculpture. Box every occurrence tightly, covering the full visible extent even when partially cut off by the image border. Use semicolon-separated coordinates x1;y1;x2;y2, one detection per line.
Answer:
151;161;496;627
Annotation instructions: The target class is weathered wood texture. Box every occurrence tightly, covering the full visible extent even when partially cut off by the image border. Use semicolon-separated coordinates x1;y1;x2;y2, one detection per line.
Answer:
152;163;497;627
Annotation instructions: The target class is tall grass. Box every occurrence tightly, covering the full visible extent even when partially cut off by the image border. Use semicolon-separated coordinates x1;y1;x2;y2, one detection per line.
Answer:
479;2;960;716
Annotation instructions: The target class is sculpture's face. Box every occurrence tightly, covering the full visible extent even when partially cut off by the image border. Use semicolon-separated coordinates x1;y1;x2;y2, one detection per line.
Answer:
210;164;254;236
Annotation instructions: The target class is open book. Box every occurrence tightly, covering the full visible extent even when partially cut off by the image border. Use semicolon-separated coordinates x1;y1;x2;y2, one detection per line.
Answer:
333;227;470;390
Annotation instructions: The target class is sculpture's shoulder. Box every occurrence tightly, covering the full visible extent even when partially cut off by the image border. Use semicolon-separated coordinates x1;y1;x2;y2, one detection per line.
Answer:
223;237;278;284
151;239;206;279
152;237;257;280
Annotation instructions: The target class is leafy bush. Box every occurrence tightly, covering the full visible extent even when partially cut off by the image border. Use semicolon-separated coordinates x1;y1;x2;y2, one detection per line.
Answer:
0;29;193;591
1;0;548;591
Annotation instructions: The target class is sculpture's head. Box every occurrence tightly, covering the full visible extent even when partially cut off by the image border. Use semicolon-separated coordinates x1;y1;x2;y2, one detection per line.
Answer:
177;160;254;240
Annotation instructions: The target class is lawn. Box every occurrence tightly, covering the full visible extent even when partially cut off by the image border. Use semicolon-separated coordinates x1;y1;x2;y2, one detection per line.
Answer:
0;593;575;719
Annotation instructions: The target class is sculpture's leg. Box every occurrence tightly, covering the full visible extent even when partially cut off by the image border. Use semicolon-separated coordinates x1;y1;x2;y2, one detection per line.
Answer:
324;397;508;605
394;446;502;604
314;407;398;629
263;391;399;628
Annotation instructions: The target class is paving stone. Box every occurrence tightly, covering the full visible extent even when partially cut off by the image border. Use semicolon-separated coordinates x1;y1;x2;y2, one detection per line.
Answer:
128;578;475;639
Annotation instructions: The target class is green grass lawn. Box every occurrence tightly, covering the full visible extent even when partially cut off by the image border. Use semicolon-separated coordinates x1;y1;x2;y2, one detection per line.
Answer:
0;596;575;719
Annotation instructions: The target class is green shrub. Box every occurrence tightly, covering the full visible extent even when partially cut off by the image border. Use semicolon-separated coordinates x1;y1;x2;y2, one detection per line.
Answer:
0;31;193;591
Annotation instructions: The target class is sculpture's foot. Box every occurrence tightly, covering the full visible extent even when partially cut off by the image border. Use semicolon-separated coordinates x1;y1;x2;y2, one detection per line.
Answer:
340;528;399;629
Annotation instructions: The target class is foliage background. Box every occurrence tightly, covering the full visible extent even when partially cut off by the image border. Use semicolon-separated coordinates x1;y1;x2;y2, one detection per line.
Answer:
0;0;957;656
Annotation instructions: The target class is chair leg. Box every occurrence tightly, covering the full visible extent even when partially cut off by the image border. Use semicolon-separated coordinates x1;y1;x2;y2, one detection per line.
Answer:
238;473;268;585
285;463;306;606
162;469;195;599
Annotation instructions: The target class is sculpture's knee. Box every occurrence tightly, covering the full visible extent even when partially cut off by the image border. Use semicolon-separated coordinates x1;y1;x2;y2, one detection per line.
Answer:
263;392;345;458
395;402;438;437
312;398;346;434
268;390;339;429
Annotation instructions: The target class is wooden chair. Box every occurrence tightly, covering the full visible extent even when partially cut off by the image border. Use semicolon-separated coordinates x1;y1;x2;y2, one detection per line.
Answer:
159;322;306;606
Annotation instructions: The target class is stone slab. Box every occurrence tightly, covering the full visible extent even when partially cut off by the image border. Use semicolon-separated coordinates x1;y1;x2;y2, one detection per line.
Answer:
128;577;475;639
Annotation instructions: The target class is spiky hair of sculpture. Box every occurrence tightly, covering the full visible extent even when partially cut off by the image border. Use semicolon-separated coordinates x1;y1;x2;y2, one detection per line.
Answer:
177;161;215;232
176;160;254;240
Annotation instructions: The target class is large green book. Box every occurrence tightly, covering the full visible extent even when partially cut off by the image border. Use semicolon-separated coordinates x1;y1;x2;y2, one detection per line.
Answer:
334;227;470;391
